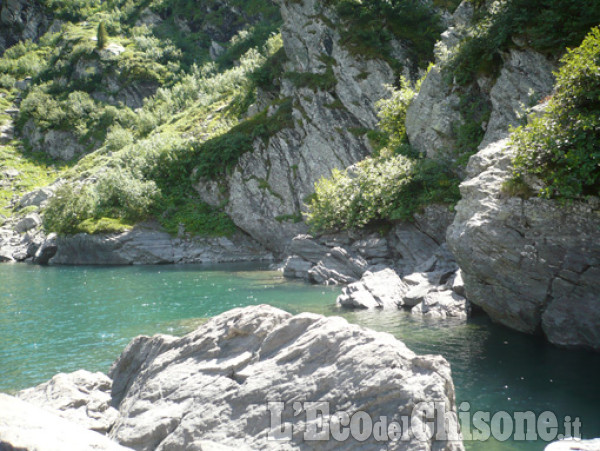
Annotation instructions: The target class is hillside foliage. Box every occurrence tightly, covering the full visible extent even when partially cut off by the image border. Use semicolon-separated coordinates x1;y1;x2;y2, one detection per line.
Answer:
511;27;600;200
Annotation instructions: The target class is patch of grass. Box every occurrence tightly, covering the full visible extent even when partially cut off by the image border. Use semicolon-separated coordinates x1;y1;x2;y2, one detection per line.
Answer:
0;145;67;217
76;217;133;234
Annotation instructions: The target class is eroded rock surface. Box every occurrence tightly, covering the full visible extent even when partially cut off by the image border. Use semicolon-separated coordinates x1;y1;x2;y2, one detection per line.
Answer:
447;138;600;350
107;305;463;450
195;0;423;252
0;393;132;451
18;369;119;434
49;221;273;265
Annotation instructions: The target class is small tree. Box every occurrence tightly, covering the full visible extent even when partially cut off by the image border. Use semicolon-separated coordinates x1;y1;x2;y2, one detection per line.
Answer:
97;21;108;50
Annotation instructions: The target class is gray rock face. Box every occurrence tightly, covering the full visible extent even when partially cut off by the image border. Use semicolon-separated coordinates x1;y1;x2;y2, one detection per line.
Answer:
406;2;555;160
0;0;52;55
281;255;312;280
18;369;119;434
283;207;455;286
17;186;55;209
22;119;88;161
108;305;464;450
406;66;460;159
195;0;419;253
480;49;556;148
0;393;132;451
0;214;47;262
337;269;407;309
33;232;57;264
337;258;468;318
447;138;600;350
15;212;41;233
307;246;367;285
49;222;273;265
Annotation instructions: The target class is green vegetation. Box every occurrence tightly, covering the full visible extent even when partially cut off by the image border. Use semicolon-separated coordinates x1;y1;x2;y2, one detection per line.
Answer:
97;21;108;49
306;77;460;233
0;0;287;236
306;154;459;232
511;27;600;200
37;31;285;236
0;144;66;217
325;0;445;72
445;0;600;85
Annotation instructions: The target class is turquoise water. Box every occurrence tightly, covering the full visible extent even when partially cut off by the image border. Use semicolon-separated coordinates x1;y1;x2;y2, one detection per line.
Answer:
1;263;599;450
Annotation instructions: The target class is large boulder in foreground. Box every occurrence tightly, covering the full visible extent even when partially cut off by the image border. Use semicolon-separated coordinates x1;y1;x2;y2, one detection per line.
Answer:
108;305;464;450
447;138;600;350
0;393;132;451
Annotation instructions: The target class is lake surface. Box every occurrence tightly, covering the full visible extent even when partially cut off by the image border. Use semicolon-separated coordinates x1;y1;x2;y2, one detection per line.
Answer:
1;263;599;450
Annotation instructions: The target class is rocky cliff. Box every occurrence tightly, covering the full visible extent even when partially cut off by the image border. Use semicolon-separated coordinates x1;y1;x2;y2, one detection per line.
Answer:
0;0;53;55
194;0;421;253
447;138;600;350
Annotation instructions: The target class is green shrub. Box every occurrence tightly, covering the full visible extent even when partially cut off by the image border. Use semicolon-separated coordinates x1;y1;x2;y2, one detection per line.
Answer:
375;76;421;149
94;169;159;220
43;184;97;235
306;154;460;232
511;26;600;199
97;21;109;50
156;198;237;237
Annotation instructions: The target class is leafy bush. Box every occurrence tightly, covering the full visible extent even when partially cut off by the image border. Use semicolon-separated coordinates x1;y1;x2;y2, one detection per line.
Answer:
306;155;460;232
375;76;422;149
94;169;159;220
43;184;97;235
511;27;600;199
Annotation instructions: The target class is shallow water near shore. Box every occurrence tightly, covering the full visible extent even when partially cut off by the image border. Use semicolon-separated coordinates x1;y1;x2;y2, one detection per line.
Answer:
1;263;599;450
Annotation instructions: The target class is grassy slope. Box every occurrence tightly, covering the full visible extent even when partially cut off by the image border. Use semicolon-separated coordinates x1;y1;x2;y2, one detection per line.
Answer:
0;0;283;236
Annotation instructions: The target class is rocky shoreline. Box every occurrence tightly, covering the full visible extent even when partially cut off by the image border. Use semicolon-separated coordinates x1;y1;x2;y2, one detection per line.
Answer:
1;305;465;450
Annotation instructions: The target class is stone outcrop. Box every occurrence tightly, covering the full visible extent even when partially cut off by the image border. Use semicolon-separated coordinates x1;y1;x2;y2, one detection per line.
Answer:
406;1;556;160
282;206;455;285
195;0;421;253
107;305;463;450
336;252;468;319
48;221;273;265
0;393;133;451
18;369;119;434
337;268;408;309
447;138;600;350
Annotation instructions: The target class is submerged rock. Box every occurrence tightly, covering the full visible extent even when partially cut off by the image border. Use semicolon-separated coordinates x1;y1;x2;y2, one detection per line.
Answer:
0;393;132;451
107;305;464;450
